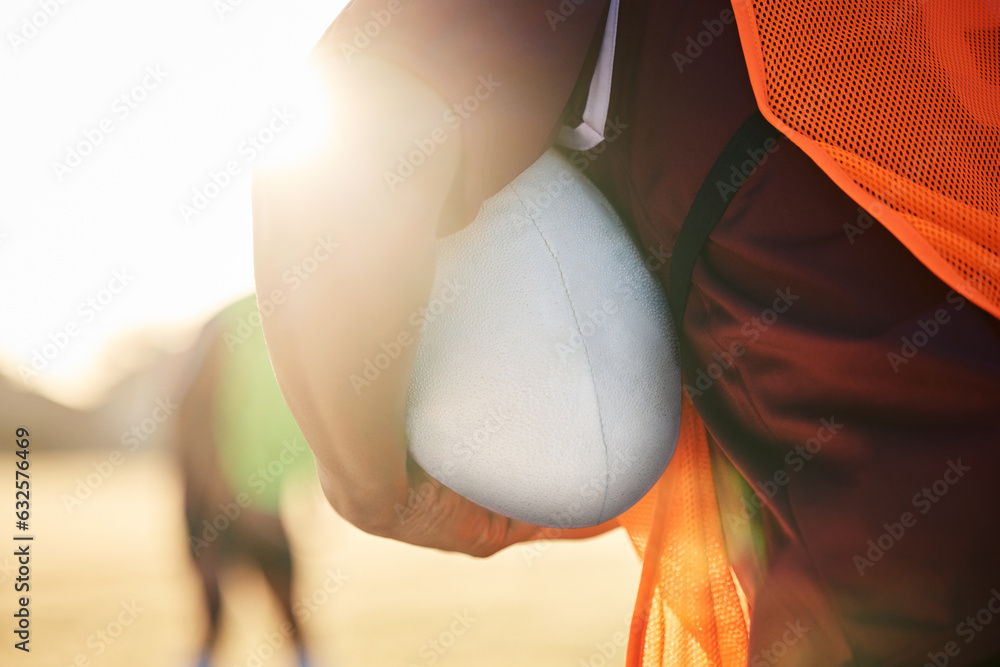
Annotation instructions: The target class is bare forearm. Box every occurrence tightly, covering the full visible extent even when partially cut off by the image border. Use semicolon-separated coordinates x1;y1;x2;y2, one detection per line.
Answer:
253;55;461;529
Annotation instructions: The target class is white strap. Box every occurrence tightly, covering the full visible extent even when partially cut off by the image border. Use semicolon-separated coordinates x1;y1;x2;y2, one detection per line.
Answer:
557;0;621;151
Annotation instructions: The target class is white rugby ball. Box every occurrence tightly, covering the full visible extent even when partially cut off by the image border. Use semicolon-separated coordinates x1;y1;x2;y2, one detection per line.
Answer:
406;149;681;529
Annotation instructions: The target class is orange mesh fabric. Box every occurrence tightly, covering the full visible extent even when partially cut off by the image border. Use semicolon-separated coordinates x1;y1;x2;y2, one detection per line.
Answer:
731;0;1000;319
617;394;748;667
617;5;998;660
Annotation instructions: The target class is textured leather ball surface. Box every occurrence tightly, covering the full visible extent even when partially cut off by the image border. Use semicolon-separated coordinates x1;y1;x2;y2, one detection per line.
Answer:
406;149;681;528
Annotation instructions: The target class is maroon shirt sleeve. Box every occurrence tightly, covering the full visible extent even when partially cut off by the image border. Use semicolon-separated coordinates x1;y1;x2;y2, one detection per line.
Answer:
313;0;610;235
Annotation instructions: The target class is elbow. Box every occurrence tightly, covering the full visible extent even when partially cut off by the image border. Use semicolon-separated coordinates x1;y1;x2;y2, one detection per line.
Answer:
316;463;405;537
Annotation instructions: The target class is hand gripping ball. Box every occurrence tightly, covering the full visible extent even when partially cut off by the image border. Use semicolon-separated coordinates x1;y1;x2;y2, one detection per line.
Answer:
406;149;681;529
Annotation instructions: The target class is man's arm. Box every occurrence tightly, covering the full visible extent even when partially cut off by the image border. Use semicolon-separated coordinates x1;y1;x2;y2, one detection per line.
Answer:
253;54;549;556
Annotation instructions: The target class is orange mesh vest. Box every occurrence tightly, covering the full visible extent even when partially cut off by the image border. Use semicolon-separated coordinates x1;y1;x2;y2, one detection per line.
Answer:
609;2;1000;666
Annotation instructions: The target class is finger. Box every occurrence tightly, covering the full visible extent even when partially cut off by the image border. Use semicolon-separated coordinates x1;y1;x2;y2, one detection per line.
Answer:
388;468;538;557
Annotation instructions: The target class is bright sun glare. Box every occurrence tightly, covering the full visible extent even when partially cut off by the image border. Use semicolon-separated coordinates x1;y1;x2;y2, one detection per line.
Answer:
0;0;346;407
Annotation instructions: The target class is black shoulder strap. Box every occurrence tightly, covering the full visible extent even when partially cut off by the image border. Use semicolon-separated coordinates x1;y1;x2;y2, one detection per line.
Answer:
667;110;781;328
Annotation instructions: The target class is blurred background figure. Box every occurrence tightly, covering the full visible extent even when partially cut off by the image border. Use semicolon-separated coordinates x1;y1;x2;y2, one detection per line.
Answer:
0;2;641;663
0;296;639;667
174;294;316;667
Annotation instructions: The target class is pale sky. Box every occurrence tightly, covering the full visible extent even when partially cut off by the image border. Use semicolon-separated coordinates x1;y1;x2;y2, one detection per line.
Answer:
0;0;347;405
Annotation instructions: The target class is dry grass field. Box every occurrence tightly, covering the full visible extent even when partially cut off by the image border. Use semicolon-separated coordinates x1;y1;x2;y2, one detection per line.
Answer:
0;450;641;667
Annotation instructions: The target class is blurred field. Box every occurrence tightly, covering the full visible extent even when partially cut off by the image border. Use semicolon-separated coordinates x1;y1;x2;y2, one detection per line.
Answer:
0;450;641;667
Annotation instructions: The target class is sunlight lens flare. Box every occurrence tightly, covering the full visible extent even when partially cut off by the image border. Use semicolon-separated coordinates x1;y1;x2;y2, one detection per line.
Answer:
256;59;339;172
